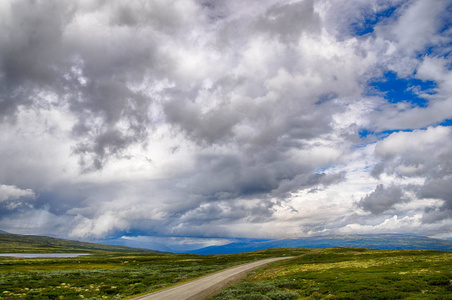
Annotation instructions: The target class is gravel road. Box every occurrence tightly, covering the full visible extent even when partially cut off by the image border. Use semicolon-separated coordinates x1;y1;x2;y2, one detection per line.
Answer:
131;256;293;300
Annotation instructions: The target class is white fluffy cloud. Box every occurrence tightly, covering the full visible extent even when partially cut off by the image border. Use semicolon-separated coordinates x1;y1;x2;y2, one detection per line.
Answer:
0;185;34;202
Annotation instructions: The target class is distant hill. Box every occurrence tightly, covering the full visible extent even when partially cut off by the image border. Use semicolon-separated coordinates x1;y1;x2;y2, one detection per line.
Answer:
0;232;162;254
189;234;452;254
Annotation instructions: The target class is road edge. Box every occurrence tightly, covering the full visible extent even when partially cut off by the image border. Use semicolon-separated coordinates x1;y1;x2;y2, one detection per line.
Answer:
131;256;294;300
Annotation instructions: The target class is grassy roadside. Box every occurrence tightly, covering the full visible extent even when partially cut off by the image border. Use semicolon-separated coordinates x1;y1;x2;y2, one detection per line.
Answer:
1;247;450;299
0;248;303;299
209;248;452;300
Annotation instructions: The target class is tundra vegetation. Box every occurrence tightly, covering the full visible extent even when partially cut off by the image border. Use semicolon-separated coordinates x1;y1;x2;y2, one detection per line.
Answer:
210;248;452;300
0;248;301;299
0;242;450;299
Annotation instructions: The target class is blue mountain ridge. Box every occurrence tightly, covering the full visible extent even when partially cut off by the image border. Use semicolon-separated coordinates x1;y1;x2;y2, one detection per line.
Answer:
187;234;452;254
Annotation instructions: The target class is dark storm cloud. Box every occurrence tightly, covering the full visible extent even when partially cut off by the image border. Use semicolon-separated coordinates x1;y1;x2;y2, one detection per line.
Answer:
0;0;186;170
164;99;241;145
185;1;346;150
0;196;34;216
173;200;275;227
253;0;321;43
0;0;73;119
373;127;452;222
421;205;452;224
371;162;385;179
31;182;107;217
192;154;274;198
418;178;452;223
76;146;347;239
70;80;151;170
108;1;188;29
273;172;346;198
174;151;340;208
358;184;408;214
164;69;341;149
419;178;452;209
164;98;338;148
0;184;36;222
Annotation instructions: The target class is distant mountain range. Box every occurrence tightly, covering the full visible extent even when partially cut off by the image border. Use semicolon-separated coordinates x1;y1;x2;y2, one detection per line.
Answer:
2;231;451;255
0;231;161;253
188;234;452;254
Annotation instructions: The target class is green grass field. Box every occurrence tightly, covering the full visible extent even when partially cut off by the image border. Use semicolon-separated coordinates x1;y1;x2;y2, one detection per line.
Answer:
0;248;301;299
0;232;450;300
210;248;452;300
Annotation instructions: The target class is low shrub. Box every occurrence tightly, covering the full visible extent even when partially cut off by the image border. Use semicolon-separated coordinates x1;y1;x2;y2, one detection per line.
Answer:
237;293;270;300
266;290;298;300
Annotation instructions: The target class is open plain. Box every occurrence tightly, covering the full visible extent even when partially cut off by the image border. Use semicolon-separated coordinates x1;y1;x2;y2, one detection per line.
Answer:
1;247;451;299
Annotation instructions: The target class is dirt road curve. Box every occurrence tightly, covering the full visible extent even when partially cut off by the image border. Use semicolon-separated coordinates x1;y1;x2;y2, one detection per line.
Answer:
131;256;293;300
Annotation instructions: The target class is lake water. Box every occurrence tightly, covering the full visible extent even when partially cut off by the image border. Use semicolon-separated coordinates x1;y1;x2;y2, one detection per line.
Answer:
0;253;91;258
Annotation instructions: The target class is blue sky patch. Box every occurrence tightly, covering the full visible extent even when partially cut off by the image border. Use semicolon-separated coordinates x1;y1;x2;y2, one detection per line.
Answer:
368;71;437;107
440;119;452;127
358;128;414;142
350;6;397;36
358;129;373;139
416;45;452;61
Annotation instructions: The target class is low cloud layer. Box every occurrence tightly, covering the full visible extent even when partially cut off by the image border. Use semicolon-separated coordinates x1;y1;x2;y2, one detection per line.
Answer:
0;0;451;248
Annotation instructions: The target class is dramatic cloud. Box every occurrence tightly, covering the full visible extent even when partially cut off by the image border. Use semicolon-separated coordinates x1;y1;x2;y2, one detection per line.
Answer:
358;184;408;215
0;185;34;202
0;184;35;211
0;0;451;250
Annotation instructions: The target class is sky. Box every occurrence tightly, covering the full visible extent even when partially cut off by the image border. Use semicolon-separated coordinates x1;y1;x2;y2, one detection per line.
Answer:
0;0;451;252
